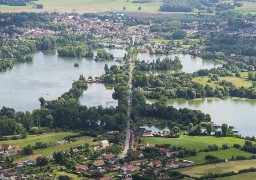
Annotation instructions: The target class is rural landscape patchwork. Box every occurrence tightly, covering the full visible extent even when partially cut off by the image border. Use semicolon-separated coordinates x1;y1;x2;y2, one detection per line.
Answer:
1;0;256;179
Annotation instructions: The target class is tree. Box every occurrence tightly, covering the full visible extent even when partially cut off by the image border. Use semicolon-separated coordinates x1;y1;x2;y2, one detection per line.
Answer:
206;123;213;135
39;97;45;106
188;123;193;133
172;126;180;136
221;123;229;136
22;145;33;155
123;7;126;11
196;124;202;135
53;151;71;165
25;54;33;61
36;4;44;9
172;30;187;40
36;156;49;166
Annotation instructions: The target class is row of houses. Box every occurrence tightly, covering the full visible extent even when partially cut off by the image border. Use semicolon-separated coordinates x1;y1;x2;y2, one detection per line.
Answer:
0;144;22;157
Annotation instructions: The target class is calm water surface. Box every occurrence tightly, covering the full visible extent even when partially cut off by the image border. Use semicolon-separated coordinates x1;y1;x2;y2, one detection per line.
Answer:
0;49;125;112
79;83;117;108
161;98;256;137
137;53;221;73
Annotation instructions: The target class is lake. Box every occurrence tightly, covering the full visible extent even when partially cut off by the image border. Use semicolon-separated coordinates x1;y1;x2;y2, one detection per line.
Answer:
79;83;117;108
137;53;221;73
0;49;126;112
154;98;256;137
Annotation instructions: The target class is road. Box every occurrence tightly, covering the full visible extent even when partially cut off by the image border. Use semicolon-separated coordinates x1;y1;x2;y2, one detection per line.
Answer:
118;52;134;159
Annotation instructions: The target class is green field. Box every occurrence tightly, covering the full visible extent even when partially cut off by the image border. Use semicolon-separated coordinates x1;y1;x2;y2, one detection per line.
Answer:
19;135;97;160
0;132;78;148
228;2;256;14
187;148;254;164
0;0;163;13
179;159;256;178
193;76;253;88
216;172;256;180
144;135;247;151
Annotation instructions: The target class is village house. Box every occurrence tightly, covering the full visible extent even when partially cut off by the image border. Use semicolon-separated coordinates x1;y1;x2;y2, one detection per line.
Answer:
12;160;24;168
139;142;149;149
182;160;195;167
130;159;148;166
99;140;109;149
133;151;144;158
107;165;120;172
7;146;22;156
29;154;43;163
122;164;140;172
1;144;12;151
166;160;179;169
102;153;113;160
93;159;105;167
136;128;146;136
57;140;69;145
143;131;153;137
75;164;88;174
151;160;162;168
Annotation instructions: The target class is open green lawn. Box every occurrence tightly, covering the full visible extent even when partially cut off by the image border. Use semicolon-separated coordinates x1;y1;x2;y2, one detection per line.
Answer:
0;132;78;148
150;38;170;44
187;148;254;164
219;76;252;88
216;172;256;180
0;0;163;13
179;159;256;178
19;135;96;160
144;135;247;151
193;76;253;88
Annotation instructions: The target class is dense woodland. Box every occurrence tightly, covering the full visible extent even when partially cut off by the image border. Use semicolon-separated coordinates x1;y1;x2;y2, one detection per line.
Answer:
0;0;36;6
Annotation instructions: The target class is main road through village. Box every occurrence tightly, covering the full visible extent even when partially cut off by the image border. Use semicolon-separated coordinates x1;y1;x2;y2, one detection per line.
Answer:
118;50;134;159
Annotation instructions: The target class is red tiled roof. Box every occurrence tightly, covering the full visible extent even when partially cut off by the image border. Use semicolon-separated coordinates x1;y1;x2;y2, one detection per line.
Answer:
93;159;105;166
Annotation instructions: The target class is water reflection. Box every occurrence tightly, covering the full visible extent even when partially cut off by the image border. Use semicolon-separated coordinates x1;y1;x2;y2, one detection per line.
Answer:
79;83;117;108
148;98;256;137
137;53;221;73
0;49;125;112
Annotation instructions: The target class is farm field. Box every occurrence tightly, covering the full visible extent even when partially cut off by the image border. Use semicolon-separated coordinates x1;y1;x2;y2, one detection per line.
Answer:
0;0;163;13
216;172;256;180
230;2;256;14
193;76;253;88
179;159;256;178
187;148;254;164
0;132;78;148
143;135;247;151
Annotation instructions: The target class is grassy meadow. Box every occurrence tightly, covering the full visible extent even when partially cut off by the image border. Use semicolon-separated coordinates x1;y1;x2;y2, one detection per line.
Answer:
0;0;163;13
144;135;255;164
193;76;253;88
1;132;78;148
216;172;256;180
187;148;254;164
144;135;247;151
179;159;256;178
